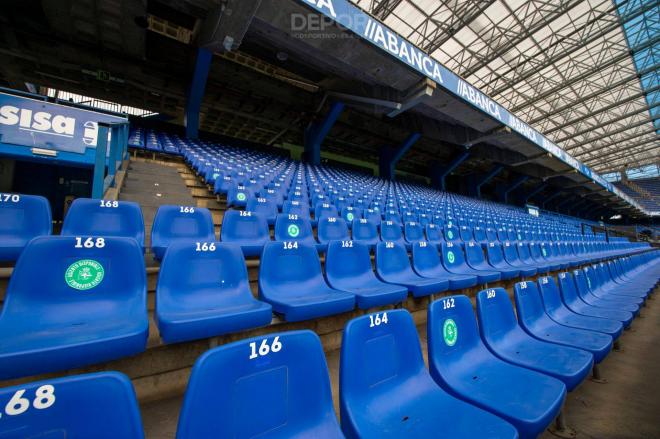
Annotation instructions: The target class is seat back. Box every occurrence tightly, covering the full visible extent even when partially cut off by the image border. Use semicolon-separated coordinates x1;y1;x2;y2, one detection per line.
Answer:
151;205;215;255
351;218;378;245
440;241;468;270
475;287;518;344
340;206;361;225
177;330;338;438
282;200;310;219
536;276;565;314
502;241;521;264
557;272;581;304
0;372;144;438
314;202;338;221
375;241;412;277
443;225;460;243
62;198;144;247
411;241;446;275
0;193;52;260
404;221;424;243
259;241;323;295
486;242;505;265
380;220;403;242
425;223;443;243
2;236;146;326
246;196;277;222
459;225;473;242
340;309;426;433
464;241;487;266
513;280;550;327
220;209;270;245
158;241;250;300
317;216;349;243
428;295;482;367
326;240;375;286
274;213;315;244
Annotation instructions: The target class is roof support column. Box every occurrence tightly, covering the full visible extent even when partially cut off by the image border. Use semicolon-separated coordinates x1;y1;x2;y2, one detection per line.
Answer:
304;101;344;165
379;132;421;180
430;151;470;191
469;165;503;198
497;175;529;204
184;47;213;139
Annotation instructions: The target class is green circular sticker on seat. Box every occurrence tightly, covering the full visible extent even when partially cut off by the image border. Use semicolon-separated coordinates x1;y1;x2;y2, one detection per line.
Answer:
346;212;354;221
447;230;454;239
65;259;104;291
542;248;547;256
287;224;300;238
236;192;246;201
443;318;458;347
447;251;455;264
213;173;219;179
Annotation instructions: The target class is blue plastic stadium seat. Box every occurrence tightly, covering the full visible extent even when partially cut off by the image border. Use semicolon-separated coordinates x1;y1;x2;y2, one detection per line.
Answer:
514;281;612;363
0;193;52;262
227;184;253;208
351;218;379;247
317;216;350;250
537;276;623;339
443;225;461;243
326;240;408;308
428;295;566;438
282;200;311;219
0;236;148;379
314;202;338;223
177;330;343;438
464;241;509;280
404;221;425;244
0;372;144;438
258;241;355;321
557;272;633;328
411;241;478;290
380;220;407;247
273;213;316;246
476;287;593;391
376;241;448;297
62;198;145;249
425;223;443;246
220;209;271;257
340;206;361;226
156;242;272;344
340;309;518;439
573;269;639;315
485;242;521;278
151;205;216;260
246;195;278;225
502;241;537;276
440;242;501;284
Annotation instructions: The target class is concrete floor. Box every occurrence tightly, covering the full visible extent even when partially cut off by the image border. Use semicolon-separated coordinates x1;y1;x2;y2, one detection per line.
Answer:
141;292;659;439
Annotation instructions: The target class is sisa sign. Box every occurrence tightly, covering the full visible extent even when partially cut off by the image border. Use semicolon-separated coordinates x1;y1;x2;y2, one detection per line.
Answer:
0;92;126;155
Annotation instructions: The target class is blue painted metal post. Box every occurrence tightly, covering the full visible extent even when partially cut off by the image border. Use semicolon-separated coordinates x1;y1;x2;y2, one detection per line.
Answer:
107;125;119;185
502;175;529;204
523;182;548;203
121;123;129;163
436;151;470;191
92;124;109;199
185;48;213;139
304;101;345;165
475;165;503;198
379;132;421;180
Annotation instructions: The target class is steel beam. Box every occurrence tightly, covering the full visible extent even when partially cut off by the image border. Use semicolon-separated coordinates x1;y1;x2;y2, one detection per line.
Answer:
304;101;345;165
473;165;504;198
379;132;422;180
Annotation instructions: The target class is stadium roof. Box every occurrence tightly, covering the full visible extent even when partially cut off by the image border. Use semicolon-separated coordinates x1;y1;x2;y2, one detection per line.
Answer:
350;0;659;174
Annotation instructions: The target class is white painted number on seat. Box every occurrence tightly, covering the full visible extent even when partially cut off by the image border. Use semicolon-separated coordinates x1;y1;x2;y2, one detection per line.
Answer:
369;312;388;327
249;336;282;359
3;385;56;418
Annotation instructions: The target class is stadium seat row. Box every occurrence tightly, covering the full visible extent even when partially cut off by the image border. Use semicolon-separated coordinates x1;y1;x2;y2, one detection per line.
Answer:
3;264;658;439
0;229;655;382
